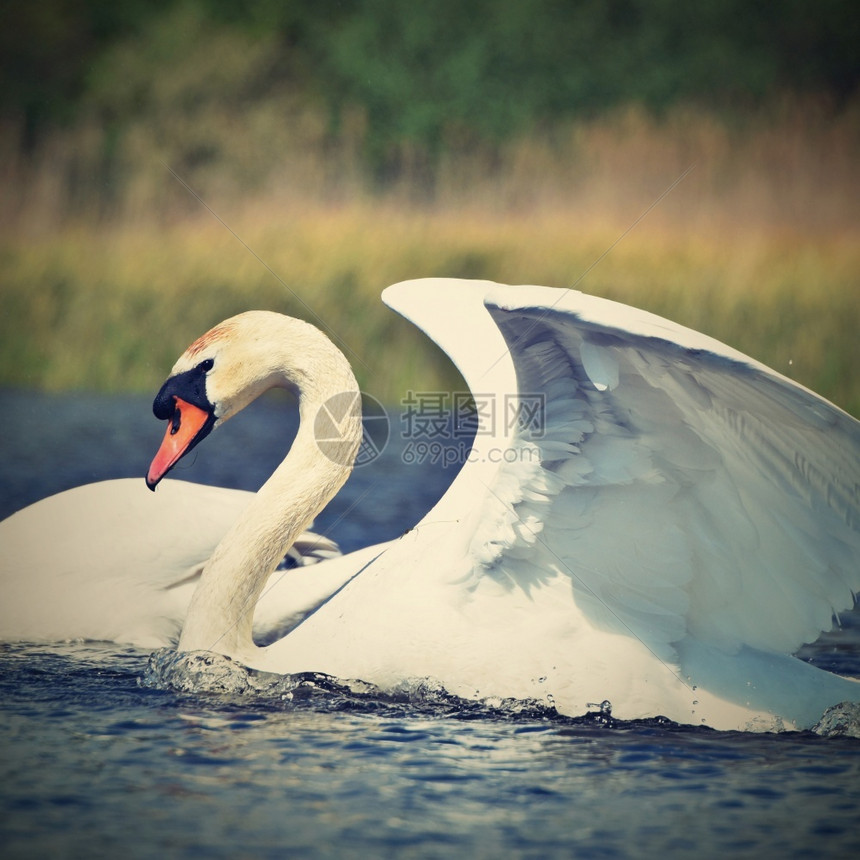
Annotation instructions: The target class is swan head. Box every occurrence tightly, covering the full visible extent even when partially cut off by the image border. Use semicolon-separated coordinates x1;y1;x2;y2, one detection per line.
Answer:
146;311;348;490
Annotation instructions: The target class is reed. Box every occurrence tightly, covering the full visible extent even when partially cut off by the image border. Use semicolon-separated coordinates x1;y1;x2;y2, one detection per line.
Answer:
1;103;858;416
2;205;857;415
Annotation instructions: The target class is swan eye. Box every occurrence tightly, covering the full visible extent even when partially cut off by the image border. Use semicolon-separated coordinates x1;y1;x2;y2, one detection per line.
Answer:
197;358;215;373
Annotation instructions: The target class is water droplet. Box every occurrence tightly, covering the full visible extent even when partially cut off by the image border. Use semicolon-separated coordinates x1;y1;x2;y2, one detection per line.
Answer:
586;699;612;715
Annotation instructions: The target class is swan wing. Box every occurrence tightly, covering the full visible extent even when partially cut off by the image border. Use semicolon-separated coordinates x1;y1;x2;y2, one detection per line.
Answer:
384;278;860;658
0;479;254;645
253;541;393;642
0;478;346;646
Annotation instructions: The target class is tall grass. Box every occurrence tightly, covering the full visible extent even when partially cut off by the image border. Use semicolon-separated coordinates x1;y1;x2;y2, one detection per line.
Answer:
1;103;858;415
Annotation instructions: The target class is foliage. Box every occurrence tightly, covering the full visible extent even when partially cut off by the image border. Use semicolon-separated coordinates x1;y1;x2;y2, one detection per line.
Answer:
1;202;858;416
0;2;857;417
2;0;858;181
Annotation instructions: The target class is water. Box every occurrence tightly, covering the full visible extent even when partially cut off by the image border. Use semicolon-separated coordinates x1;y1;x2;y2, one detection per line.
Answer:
1;390;859;858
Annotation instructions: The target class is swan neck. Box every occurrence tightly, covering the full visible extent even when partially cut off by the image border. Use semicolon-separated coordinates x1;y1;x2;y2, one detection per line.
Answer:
178;330;361;661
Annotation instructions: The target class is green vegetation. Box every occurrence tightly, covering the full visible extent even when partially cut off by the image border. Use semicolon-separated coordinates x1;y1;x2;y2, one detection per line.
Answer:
3;0;858;207
4;1;857;181
0;2;858;415
2;198;858;414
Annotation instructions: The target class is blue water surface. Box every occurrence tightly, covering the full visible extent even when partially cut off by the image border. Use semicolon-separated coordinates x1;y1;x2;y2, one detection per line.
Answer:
1;390;859;859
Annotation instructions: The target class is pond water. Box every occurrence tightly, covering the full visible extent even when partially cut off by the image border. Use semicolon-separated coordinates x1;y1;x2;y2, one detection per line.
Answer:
1;390;859;858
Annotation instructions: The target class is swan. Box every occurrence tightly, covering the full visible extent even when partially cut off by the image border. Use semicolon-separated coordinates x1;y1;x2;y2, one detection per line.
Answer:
2;278;858;731
138;277;858;732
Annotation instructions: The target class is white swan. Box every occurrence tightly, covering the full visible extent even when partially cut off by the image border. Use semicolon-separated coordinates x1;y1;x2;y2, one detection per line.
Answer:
3;278;858;731
144;277;858;732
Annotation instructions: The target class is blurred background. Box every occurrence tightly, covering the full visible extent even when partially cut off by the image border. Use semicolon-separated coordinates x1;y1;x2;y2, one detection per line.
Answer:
1;0;858;412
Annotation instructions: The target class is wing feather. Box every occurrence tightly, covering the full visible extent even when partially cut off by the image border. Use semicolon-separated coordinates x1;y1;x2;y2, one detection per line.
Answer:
380;278;858;662
475;285;859;656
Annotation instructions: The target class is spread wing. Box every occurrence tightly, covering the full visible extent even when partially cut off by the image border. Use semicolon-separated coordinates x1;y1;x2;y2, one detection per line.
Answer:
385;279;860;658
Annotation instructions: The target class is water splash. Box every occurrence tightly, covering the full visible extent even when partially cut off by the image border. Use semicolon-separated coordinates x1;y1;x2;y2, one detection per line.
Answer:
141;648;375;700
142;648;586;723
812;702;860;739
142;649;859;736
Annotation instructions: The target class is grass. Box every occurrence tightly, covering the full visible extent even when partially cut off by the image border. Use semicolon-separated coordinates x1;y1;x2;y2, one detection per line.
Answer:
1;102;858;416
2;207;858;416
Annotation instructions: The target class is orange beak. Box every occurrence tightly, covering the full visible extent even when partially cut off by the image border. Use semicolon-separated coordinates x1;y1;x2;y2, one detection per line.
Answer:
146;397;212;490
